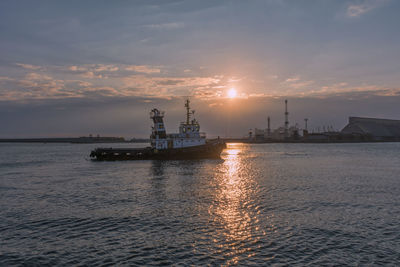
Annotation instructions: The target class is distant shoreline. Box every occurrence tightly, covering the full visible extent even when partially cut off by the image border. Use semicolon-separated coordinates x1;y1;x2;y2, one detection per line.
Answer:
0;137;150;144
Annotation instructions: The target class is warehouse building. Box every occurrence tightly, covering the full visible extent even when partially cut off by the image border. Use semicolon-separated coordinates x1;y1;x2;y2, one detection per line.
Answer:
341;117;400;141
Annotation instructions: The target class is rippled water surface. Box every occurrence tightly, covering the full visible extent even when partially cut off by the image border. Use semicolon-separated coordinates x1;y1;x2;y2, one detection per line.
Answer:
1;142;400;265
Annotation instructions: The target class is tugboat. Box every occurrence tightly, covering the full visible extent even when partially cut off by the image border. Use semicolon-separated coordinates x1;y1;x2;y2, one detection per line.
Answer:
90;99;226;160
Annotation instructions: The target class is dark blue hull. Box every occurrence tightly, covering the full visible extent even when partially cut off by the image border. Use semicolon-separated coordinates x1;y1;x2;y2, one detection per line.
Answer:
90;142;226;161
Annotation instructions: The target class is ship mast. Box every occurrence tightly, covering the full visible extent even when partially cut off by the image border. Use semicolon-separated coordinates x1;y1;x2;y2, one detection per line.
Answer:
185;99;191;124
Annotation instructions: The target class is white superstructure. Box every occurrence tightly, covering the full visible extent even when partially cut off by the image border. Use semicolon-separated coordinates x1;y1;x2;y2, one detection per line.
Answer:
150;99;206;150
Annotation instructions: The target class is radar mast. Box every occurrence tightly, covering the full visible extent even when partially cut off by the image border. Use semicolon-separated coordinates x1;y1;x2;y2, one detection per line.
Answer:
185;99;191;124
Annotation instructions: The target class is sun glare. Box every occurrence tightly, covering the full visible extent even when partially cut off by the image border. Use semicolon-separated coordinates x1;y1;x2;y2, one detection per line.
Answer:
228;88;237;99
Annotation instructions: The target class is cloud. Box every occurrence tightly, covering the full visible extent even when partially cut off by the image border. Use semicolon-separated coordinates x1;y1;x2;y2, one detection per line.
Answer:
25;72;52;81
64;80;92;88
125;65;161;74
16;63;42;70
69;64;118;72
78;81;92;87
2;65;196;100
4;73;110;100
16;73;67;99
93;65;119;72
80;71;106;79
4;62;398;102
68;64;161;75
288;80;314;89
347;4;372;17
120;75;222;98
285;76;300;83
0;76;15;82
69;66;85;72
81;86;122;97
284;76;314;90
303;83;400;99
228;77;242;83
346;0;388;17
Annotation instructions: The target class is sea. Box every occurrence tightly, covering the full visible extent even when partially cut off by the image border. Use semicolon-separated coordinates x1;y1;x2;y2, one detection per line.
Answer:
1;142;399;266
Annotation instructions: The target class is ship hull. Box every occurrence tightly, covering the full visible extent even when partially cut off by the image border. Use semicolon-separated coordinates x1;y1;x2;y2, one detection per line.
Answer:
90;142;226;161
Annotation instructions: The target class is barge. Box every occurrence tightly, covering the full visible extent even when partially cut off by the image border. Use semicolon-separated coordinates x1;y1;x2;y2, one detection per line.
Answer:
90;100;226;161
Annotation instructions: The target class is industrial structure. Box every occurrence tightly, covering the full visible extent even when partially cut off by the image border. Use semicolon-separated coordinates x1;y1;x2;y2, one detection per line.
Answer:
284;99;289;139
341;117;400;141
252;99;300;142
246;100;400;143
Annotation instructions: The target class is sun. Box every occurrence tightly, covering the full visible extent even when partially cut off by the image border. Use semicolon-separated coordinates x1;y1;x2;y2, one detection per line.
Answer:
228;88;237;98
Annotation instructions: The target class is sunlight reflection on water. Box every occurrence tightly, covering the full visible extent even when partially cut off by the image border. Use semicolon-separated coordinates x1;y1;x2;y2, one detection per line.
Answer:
208;143;266;265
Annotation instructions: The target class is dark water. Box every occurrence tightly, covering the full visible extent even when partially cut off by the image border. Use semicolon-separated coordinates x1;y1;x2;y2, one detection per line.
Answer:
1;142;400;266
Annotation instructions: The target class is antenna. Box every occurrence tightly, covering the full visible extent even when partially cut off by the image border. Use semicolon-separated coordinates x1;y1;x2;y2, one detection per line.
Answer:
185;98;191;124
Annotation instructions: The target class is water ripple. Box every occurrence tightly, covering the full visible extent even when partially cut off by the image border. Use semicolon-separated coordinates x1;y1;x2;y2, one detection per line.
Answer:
1;142;400;265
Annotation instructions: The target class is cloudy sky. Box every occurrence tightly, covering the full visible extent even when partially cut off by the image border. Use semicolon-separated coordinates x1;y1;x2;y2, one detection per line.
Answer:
1;0;400;138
